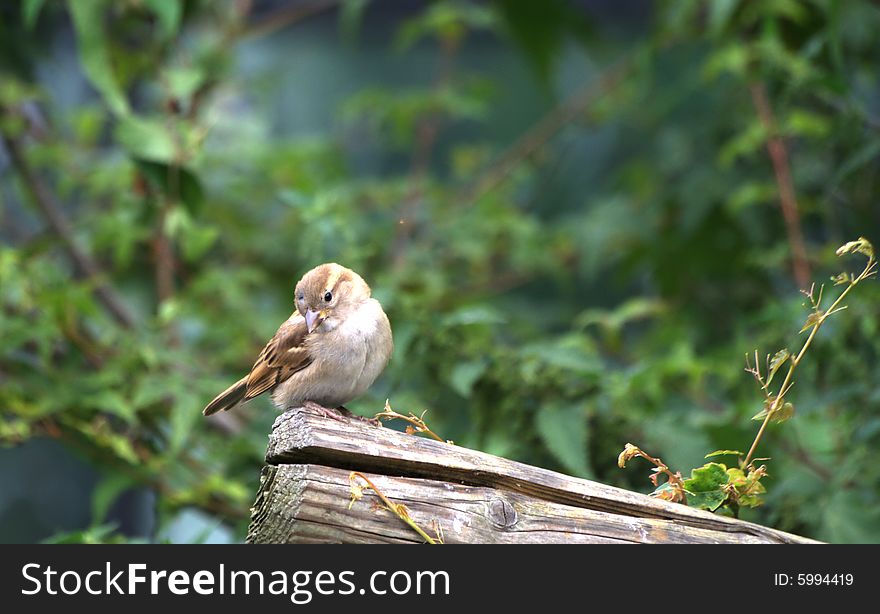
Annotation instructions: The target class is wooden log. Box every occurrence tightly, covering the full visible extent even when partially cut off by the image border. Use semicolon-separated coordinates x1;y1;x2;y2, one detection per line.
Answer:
247;405;818;544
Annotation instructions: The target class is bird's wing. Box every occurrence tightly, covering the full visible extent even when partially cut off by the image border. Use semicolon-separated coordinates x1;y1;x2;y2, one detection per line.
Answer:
244;313;313;399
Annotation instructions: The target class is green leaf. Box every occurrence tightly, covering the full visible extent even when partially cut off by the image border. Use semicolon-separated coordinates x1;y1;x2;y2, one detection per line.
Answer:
725;181;776;213
577;298;665;333
800;311;823;333
682;462;730;511
136;161;205;214
725;467;766;508
162;67;206;102
535;401;592;478
752;399;794;423
783;109;831;139
719;120;766;167
708;0;738;36
684;462;729;491
394;1;496;52
144;0;182;40
703;44;749;80
767;348;790;386
168;390;201;456
115;115;182;164
0;418;31;442
705;450;744;459
686;489;728;511
23;0;47;30
448;359;488;397
69;0;130;116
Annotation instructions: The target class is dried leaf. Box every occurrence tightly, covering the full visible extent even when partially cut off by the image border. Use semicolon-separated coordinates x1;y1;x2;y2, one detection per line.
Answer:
348;475;364;510
836;237;874;260
651;482;686;503
617;443;640;468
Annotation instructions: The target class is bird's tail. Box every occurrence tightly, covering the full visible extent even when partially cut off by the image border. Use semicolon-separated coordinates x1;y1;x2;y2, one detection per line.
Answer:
203;376;248;416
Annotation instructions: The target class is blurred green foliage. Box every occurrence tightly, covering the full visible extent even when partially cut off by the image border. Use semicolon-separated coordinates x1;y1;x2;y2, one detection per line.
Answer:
1;0;879;543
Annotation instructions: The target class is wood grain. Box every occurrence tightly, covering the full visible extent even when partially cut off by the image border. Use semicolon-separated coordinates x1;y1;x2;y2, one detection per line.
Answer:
247;405;818;544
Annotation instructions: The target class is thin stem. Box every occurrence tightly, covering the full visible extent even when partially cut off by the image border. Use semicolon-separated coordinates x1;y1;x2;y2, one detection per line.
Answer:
240;0;338;41
743;257;874;467
373;404;451;444
349;472;441;544
1;134;135;329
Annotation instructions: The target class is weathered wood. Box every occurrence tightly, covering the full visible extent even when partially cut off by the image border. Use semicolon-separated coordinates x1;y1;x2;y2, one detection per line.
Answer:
247;405;818;544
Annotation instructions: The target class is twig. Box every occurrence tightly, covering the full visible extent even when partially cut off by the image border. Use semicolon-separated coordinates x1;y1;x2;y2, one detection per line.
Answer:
743;245;875;467
1;134;136;329
373;400;453;444
617;443;686;503
749;81;811;289
349;472;442;544
240;0;340;41
152;199;177;305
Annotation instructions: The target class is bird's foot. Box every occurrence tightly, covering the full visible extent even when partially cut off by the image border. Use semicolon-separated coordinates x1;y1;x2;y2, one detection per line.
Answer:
302;402;381;426
303;401;348;422
337;405;382;426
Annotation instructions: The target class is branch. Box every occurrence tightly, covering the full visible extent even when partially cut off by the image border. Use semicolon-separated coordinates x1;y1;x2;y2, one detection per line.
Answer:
1;134;136;329
240;0;340;41
152;199;177;308
749;81;811;289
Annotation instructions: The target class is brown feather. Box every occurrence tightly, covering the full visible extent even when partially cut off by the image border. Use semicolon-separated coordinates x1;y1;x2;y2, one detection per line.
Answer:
203;314;313;415
202;376;248;416
244;314;312;399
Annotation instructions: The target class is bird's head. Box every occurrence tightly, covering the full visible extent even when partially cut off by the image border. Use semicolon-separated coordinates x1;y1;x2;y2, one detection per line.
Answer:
294;263;372;333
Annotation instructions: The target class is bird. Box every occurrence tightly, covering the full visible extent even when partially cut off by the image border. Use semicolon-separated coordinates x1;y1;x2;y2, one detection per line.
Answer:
203;263;393;418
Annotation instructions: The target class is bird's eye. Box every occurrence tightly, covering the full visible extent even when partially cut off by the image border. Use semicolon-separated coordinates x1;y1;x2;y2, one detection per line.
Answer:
323;291;333;302
296;293;304;302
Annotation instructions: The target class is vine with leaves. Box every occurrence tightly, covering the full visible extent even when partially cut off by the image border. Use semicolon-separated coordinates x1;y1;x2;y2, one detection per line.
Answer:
619;238;876;516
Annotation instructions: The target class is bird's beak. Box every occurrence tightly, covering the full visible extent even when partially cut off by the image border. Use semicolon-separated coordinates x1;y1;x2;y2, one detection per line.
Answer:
306;309;327;333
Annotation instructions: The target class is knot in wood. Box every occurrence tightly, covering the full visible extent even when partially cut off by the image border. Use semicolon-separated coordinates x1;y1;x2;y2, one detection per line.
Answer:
487;496;517;529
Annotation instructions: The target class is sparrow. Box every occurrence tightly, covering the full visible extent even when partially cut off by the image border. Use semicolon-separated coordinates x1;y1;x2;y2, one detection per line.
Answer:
203;263;393;417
